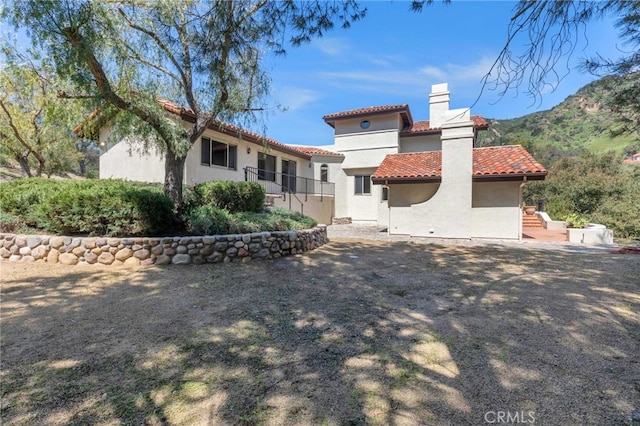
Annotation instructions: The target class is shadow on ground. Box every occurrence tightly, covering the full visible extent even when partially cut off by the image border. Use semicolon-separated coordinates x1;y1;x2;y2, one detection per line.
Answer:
1;240;639;425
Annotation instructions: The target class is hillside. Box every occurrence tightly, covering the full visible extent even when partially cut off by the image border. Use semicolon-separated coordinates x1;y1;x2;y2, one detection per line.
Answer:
477;74;639;167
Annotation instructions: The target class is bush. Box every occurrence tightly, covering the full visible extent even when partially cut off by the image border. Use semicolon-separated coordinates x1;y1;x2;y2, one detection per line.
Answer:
194;181;265;213
0;179;175;236
185;206;317;235
186;205;231;235
561;213;588;229
0;211;22;233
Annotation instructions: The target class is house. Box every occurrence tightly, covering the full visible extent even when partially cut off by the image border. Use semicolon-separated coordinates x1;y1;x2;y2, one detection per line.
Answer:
86;83;546;240
87;99;340;224
623;152;640;165
319;83;547;239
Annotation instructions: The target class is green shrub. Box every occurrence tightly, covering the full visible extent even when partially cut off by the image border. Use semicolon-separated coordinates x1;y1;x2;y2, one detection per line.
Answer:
591;196;640;239
0;179;175;236
0;211;22;233
186;205;231;235
561;213;589;229
185;205;317;235
194;181;265;213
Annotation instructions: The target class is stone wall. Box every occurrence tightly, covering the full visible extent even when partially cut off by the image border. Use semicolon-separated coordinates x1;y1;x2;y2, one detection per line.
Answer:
0;227;327;266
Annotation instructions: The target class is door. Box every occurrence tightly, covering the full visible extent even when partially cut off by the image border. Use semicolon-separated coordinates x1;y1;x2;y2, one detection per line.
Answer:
282;159;296;193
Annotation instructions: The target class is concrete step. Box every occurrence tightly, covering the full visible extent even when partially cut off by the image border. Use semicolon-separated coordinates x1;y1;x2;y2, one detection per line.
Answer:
522;214;543;228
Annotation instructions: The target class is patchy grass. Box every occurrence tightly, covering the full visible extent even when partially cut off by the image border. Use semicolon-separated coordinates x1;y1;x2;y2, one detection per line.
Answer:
1;240;639;425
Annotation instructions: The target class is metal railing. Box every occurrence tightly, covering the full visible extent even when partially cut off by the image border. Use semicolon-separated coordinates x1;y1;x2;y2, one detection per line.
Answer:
243;166;335;202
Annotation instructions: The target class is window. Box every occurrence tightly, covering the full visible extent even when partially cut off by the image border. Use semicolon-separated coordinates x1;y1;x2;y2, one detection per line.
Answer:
360;120;371;129
354;175;371;195
320;164;328;183
201;137;237;170
258;153;276;182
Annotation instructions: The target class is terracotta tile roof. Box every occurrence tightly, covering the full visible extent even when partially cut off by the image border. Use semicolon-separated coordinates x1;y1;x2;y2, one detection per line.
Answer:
293;146;344;157
401;116;489;135
322;103;488;133
372;145;547;183
323;104;409;120
323;105;413;128
157;99;321;159
77;98;315;160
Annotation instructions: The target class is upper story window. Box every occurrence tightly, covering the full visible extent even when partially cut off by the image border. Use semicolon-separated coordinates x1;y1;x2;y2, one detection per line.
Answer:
360;120;371;129
201;137;237;170
354;175;371;195
320;164;329;183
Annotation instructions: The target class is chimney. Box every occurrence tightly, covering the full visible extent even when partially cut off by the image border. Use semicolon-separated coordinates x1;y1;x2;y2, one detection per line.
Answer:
429;83;450;128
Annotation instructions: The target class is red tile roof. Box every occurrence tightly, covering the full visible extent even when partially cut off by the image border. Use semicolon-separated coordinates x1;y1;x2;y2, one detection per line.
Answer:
401;116;489;135
371;145;547;183
322;104;488;132
76;98;318;160
293;146;344;157
323;104;409;120
155;99;317;159
323;105;413;128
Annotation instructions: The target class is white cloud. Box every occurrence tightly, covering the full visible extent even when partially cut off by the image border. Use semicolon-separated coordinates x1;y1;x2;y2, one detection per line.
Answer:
276;87;320;112
419;66;448;82
313;37;350;57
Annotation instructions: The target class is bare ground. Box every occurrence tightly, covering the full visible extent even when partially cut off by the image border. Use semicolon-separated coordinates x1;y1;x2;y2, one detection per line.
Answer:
1;238;639;425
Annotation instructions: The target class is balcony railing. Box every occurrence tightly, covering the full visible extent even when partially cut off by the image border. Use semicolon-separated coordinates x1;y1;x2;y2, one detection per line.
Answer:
244;166;335;202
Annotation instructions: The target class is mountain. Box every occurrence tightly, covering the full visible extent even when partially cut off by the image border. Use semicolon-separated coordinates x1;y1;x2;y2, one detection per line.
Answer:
476;74;639;167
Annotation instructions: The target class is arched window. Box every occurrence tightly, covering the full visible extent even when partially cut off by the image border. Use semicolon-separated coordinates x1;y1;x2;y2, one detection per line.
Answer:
320;164;329;182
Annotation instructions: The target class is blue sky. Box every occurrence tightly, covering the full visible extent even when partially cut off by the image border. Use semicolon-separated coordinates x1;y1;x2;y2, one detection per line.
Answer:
262;1;624;147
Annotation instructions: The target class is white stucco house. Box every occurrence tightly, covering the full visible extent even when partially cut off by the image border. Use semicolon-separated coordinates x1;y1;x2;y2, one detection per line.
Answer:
319;83;547;239
86;82;546;239
86;99;341;224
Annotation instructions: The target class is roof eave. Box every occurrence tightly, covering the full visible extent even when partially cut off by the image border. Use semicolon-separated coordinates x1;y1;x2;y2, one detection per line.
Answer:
323;106;411;127
472;172;547;182
371;176;441;185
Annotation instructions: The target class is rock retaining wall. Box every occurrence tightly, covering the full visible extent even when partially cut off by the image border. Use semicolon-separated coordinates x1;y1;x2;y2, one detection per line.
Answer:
0;227;327;266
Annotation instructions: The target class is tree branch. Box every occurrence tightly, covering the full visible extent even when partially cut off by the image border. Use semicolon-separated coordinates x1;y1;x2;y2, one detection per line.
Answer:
117;7;189;88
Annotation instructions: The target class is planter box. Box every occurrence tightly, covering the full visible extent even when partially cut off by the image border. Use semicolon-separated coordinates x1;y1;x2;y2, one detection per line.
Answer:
567;227;614;245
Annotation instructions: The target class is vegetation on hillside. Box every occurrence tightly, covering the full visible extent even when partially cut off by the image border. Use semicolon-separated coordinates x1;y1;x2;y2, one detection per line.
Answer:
477;73;640;167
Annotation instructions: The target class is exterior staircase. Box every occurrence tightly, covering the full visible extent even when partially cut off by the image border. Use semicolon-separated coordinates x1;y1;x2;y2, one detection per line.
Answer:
522;212;544;228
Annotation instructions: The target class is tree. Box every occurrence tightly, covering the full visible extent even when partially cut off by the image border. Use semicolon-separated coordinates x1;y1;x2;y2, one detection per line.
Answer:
0;62;86;177
5;0;365;207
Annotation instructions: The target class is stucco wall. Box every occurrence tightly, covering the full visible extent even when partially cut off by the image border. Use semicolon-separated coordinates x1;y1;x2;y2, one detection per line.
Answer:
101;127;314;187
388;183;440;207
271;195;334;225
330;118;399;222
399;135;442;153
338;168;381;223
99;136;166;182
471;181;522;239
333;114;401;137
387;111;475;238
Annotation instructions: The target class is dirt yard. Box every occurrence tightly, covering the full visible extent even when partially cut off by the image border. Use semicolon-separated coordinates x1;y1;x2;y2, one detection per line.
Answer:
1;238;639;425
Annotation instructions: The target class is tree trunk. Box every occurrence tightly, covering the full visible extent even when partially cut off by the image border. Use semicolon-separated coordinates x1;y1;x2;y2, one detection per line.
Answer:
16;153;32;177
163;149;186;209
